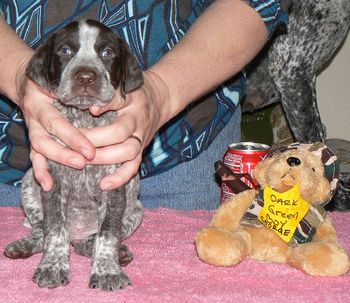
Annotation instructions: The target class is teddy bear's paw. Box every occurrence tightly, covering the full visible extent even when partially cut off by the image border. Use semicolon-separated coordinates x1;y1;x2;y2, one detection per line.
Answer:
195;227;250;267
211;189;257;230
289;242;350;276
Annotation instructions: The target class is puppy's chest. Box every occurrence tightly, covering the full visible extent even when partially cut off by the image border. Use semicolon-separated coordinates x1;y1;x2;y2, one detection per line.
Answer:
55;101;117;128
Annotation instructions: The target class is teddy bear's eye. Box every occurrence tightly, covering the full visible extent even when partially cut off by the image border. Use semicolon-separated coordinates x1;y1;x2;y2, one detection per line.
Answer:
312;168;316;172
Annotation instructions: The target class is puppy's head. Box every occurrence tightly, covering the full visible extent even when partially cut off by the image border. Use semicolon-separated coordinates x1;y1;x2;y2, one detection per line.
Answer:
26;19;143;109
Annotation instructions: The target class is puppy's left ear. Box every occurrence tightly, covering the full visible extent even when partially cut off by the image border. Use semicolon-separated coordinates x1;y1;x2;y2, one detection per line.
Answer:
26;33;56;91
120;41;143;96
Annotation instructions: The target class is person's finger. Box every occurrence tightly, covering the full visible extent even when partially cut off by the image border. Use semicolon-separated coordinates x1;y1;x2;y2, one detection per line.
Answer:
99;156;142;190
28;120;88;169
30;150;53;192
28;104;95;160
89;89;126;116
81;113;137;148
87;137;142;165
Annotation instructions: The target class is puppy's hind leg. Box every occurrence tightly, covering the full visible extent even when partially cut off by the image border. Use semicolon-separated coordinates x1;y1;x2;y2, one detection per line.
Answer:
73;234;95;257
122;175;142;240
277;75;325;142
122;199;142;240
4;169;44;259
5;221;44;259
74;235;133;267
269;54;325;143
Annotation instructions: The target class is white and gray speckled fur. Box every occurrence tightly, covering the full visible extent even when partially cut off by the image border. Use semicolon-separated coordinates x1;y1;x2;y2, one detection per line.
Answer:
245;0;350;143
4;20;143;291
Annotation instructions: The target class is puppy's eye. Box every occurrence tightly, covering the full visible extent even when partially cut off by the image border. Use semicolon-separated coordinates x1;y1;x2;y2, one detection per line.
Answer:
59;46;73;56
100;48;114;58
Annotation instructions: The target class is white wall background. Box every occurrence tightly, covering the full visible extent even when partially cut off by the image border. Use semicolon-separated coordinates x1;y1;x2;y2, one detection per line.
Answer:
317;32;350;141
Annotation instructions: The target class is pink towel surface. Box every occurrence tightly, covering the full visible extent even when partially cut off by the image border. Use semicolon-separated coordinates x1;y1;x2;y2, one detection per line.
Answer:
1;207;350;303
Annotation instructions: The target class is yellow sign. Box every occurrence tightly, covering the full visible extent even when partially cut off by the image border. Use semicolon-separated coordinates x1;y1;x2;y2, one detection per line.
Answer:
258;183;310;243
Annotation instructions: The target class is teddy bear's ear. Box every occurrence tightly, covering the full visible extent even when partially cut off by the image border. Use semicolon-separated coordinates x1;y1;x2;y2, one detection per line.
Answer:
313;177;332;203
253;157;274;187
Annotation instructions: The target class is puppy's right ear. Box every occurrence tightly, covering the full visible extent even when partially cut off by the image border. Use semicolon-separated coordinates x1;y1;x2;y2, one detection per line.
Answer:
25;33;56;91
119;39;143;97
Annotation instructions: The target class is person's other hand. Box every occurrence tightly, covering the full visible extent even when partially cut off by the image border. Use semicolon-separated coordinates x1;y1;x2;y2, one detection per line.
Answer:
83;71;167;190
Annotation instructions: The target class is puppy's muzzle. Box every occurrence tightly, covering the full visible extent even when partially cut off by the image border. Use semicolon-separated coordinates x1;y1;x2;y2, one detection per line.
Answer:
74;68;97;88
62;66;111;109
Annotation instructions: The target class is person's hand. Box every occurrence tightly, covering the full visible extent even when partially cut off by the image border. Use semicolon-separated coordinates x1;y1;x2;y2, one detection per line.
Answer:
82;70;167;190
19;77;96;191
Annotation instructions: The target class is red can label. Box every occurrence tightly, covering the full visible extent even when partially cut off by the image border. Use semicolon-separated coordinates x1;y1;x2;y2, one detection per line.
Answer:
221;142;269;202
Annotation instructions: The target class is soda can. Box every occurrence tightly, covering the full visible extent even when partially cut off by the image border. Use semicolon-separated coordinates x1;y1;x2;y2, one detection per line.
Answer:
221;142;270;202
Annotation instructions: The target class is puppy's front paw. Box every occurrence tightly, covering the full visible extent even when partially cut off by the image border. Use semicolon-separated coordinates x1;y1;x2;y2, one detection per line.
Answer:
33;264;70;288
89;272;131;291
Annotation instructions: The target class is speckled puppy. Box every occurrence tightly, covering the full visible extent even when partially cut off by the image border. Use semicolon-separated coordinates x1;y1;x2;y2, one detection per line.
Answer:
4;19;143;291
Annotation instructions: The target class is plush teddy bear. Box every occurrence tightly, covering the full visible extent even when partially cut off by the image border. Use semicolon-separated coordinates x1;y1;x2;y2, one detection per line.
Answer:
195;142;350;276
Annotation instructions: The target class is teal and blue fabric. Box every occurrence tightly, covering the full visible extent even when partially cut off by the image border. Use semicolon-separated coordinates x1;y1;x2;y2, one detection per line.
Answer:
0;0;289;187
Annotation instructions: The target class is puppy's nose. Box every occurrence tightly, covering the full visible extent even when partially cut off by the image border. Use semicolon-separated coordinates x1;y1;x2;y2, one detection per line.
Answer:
287;157;301;167
74;68;97;87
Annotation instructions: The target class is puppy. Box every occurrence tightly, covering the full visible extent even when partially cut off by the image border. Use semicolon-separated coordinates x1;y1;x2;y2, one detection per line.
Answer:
4;19;143;291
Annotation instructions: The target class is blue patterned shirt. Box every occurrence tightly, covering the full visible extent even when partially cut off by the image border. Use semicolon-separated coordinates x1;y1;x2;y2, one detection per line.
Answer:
0;0;289;186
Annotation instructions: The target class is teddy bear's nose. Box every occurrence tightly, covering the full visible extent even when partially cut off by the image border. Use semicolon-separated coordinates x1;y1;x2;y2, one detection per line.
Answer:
287;157;301;167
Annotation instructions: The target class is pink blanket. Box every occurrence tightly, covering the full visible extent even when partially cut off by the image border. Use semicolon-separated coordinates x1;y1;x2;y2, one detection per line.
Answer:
1;207;350;303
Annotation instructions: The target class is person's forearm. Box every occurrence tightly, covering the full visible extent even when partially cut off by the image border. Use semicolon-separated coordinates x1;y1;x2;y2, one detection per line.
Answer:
149;0;268;127
0;16;33;105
